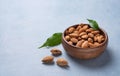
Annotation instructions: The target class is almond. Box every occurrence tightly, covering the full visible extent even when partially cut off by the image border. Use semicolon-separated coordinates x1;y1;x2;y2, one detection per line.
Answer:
88;38;93;43
42;56;54;63
70;38;78;44
68;41;73;45
76;40;84;47
88;33;94;38
68;27;75;33
81;35;88;39
51;48;62;56
65;35;70;41
69;33;79;38
79;32;87;36
56;58;68;67
81;41;89;48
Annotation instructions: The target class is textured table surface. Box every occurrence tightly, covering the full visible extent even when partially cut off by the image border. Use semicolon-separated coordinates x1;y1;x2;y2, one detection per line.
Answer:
0;0;120;76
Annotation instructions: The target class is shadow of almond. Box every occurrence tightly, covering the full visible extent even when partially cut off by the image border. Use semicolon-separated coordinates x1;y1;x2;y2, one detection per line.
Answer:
57;65;70;70
67;47;112;69
42;62;55;66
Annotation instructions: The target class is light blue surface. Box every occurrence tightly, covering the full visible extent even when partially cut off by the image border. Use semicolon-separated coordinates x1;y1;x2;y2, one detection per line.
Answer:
0;0;120;76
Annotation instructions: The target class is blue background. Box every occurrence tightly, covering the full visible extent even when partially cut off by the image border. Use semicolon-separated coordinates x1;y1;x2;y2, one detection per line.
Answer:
0;0;120;76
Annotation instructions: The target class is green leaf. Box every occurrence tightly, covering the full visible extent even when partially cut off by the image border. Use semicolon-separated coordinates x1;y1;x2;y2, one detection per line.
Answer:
87;19;99;30
39;32;62;48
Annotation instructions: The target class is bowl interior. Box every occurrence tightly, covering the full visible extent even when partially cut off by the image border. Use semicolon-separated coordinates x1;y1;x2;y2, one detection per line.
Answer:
62;24;108;52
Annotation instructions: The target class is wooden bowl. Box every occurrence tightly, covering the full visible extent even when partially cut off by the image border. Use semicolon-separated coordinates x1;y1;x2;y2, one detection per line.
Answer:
62;24;108;60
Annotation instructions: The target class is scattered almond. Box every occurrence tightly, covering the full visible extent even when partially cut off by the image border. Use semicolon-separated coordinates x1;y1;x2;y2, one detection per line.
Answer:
51;48;62;56
42;56;54;63
56;58;68;67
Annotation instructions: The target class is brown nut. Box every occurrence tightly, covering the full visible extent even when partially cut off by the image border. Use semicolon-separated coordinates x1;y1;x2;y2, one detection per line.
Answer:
86;28;94;33
65;35;70;41
68;41;73;45
97;36;102;43
82;25;89;30
70;38;78;44
88;33;94;38
51;48;62;56
78;28;85;33
88;42;95;48
91;30;100;35
88;38;93;43
56;58;68;67
79;32;87;36
94;42;100;47
76;25;81;31
42;56;54;63
81;35;88;39
97;35;105;43
76;40;84;47
69;33;79;38
81;41;89;48
94;36;98;42
68;27;75;33
73;31;79;34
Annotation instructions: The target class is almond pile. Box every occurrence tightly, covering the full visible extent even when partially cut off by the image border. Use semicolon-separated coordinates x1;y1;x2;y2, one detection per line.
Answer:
42;48;68;67
64;24;105;48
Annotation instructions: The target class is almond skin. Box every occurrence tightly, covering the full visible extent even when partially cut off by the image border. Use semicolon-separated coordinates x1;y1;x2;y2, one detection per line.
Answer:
82;25;89;30
88;33;94;38
68;27;75;33
51;48;62;56
65;35;70;41
79;32;87;36
69;33;79;38
70;38;78;44
81;41;89;48
56;58;68;67
68;41;73;45
76;40;84;47
81;35;88;39
42;56;54;63
88;38;93;43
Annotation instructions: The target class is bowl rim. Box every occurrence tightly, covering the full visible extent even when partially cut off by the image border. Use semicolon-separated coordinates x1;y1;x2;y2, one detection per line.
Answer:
62;24;108;50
